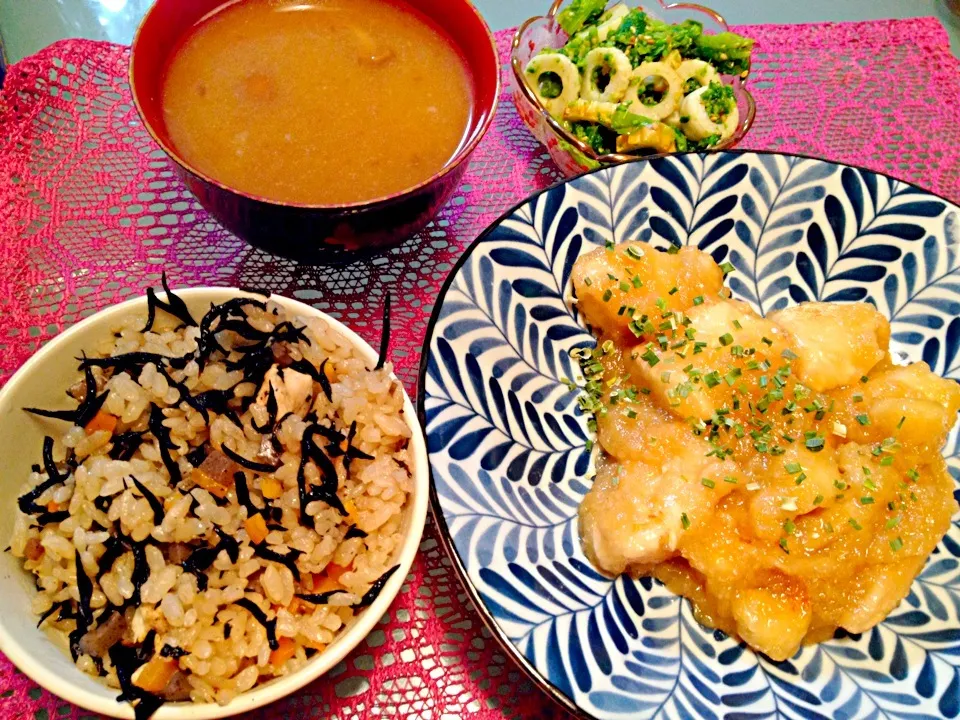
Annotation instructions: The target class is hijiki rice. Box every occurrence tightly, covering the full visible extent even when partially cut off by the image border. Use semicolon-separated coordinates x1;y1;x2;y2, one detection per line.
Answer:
11;281;411;718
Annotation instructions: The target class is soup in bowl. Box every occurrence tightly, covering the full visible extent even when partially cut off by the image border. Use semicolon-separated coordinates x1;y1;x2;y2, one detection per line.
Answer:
131;0;499;263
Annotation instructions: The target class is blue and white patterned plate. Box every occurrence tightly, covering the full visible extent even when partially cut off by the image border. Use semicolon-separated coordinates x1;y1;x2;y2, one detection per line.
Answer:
419;152;960;720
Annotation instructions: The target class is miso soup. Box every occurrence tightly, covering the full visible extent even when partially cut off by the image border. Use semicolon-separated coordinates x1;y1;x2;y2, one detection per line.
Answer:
160;0;473;205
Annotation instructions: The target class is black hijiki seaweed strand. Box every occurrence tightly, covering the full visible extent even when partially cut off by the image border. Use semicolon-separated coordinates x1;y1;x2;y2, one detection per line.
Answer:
79;352;168;373
130;476;165;524
225;346;275;411
231;321;310;356
148;405;182;485
71;549;94;662
214;528;240;562
109;640;166;720
353;564;401;609
180;530;238;590
295;425;347;526
288;357;324;384
97;535;126;578
215;318;273;342
233;472;261;518
18;437;70;515
160;644;189;659
191;389;242;428
251;542;302;581
343;420;375;475
75;364;106;427
153;363;211;423
222;443;280;473
234;598;279;650
36;600;70;628
237;286;272;298
296;589;348;605
316;359;334;402
142;273;198;332
185;445;208;467
110;431;145;461
161;273;197;327
23;406;76;422
35;510;70;526
375;292;392;371
311;421;346;447
344;524;368;540
130;538;150;606
24;364;106;426
196;297;268;366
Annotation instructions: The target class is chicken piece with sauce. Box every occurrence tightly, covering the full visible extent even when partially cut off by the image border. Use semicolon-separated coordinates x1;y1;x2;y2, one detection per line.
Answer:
572;243;960;660
571;242;725;342
580;394;742;575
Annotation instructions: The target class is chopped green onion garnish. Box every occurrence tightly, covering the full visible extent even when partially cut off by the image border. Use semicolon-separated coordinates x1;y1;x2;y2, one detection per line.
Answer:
724;368;742;385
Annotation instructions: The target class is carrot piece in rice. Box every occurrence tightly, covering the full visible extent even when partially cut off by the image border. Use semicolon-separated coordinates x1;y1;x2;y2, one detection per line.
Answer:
245;514;269;544
269;637;298;666
260;477;283;499
132;656;178;694
84;410;118;435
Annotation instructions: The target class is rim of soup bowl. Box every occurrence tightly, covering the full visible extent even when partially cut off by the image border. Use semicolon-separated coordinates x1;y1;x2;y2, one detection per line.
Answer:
129;0;501;211
510;0;757;166
0;288;429;719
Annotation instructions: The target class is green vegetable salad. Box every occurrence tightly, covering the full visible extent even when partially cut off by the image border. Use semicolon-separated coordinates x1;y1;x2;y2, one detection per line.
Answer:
524;0;754;156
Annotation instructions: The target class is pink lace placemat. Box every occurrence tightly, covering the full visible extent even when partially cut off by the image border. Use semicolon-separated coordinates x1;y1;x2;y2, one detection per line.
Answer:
0;16;958;720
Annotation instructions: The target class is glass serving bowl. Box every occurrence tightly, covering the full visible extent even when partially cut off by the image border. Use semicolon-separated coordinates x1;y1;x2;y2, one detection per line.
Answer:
510;0;757;177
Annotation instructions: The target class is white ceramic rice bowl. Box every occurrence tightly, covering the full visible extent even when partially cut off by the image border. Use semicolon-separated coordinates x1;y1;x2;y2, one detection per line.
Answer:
0;288;429;719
